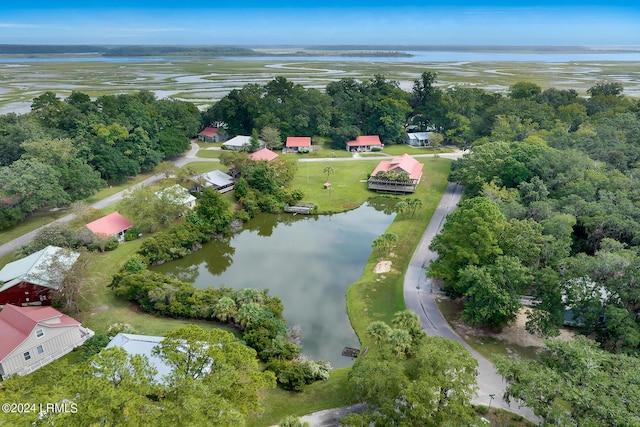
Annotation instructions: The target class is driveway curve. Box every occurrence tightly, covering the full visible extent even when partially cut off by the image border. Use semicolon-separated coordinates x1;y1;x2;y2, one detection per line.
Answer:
403;182;537;422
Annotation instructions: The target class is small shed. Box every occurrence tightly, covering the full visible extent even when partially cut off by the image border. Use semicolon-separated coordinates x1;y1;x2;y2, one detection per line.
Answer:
249;147;279;162
323;182;332;189
86;212;133;242
197;127;223;143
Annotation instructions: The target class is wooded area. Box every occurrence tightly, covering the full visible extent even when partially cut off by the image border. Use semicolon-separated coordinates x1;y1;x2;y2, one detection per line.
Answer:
2;71;640;425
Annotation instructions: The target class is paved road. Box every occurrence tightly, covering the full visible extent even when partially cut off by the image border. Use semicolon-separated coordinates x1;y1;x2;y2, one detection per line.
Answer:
403;182;538;423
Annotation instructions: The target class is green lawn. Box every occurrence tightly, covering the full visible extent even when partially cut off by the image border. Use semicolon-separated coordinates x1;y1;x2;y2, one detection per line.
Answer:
378;144;453;156
196;149;224;158
292;159;382;213
248;368;355;427
345;158;453;343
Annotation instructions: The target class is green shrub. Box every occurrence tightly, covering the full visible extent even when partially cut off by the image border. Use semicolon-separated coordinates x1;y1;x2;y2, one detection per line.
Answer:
124;227;140;241
266;359;314;392
104;236;120;251
77;334;110;362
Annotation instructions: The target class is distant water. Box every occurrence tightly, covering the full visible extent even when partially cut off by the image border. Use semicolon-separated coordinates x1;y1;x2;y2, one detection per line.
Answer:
224;51;640;62
0;57;181;63
1;51;640;63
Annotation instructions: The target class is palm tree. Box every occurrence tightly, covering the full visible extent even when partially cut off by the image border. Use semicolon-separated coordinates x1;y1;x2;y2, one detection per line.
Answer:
323;166;335;182
235;302;264;328
392;310;421;331
367;321;392;347
395;201;408;219
387;328;412;356
236;288;263;305
406;198;424;216
380;232;398;253
213;296;237;323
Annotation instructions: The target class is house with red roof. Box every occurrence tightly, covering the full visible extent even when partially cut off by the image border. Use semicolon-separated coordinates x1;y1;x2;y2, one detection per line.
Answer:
284;136;312;153
368;153;424;193
249;147;279;162
197;127;225;143
0;246;80;307
346;135;383;152
0;304;93;379
86;212;133;242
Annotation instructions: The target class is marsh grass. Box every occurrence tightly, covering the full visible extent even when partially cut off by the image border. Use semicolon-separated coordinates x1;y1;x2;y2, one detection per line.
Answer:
2;59;638;115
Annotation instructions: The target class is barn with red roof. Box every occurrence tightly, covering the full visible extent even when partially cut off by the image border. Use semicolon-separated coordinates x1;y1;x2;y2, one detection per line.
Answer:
0;304;93;379
0;246;80;306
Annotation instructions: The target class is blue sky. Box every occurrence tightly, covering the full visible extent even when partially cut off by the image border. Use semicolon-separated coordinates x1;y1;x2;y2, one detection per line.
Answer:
1;1;639;45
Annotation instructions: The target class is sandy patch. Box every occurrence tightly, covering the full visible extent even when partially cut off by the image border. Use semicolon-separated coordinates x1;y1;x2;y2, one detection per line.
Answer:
374;260;391;274
450;304;576;349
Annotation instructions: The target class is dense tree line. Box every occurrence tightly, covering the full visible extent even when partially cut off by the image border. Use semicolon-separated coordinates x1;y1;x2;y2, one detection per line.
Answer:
0;325;276;426
427;82;640;357
0;90;201;229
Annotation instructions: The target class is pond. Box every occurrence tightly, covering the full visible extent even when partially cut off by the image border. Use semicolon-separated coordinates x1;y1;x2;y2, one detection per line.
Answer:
153;199;397;368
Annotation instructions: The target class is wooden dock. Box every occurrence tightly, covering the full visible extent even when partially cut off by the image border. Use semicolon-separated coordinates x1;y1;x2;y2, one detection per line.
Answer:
342;347;361;358
284;203;316;214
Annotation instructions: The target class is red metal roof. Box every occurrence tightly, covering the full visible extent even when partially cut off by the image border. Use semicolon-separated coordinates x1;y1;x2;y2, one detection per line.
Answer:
86;212;132;237
0;305;80;360
346;135;382;147
198;127;218;137
370;153;424;180
286;136;311;147
249;148;279;162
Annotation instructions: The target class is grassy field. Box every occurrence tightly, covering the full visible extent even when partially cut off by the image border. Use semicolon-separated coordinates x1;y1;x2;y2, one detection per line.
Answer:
292;159;382;212
345;158;452;342
248;368;355;427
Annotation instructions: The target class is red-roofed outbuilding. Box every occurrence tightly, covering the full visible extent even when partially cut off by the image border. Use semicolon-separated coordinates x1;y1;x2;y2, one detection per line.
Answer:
86;212;133;241
197;127;225;142
0;305;93;379
285;136;312;153
346;135;383;152
249;148;279;162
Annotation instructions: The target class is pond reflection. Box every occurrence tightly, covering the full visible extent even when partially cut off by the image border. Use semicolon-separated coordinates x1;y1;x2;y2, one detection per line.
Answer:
153;200;396;367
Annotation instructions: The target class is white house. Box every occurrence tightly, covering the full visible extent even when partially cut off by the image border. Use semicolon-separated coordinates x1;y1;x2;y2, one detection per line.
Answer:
406;132;433;146
155;185;197;210
0;304;93;379
222;135;265;151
